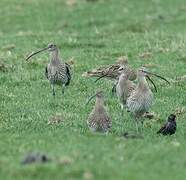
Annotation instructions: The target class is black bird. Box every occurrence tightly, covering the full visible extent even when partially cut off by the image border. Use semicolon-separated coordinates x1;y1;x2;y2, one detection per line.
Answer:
157;114;176;135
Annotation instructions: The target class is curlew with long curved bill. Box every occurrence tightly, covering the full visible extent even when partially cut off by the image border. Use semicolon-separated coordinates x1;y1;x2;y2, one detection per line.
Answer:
83;56;137;82
127;68;169;117
126;68;170;131
116;67;136;112
26;43;71;96
86;90;112;133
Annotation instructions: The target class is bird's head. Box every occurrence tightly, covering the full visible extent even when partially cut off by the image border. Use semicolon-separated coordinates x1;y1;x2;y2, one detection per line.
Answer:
25;43;58;61
95;90;104;99
47;43;57;52
86;90;104;105
138;67;170;84
168;114;176;122
116;56;128;65
137;67;170;92
118;71;130;81
137;67;146;77
94;58;128;83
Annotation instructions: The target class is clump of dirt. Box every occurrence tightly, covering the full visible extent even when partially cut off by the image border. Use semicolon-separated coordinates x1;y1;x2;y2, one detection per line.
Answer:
0;59;9;72
48;113;64;125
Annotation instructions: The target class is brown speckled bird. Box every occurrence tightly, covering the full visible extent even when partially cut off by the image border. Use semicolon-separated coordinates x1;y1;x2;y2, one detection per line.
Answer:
26;43;71;96
82;56;137;81
116;67;136;111
157;114;176;135
86;90;112;133
127;68;170;131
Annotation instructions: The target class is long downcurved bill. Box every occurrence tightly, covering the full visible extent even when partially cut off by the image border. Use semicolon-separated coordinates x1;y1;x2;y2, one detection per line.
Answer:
85;93;97;106
94;74;108;83
25;47;49;61
146;75;157;92
142;70;170;84
95;66;124;83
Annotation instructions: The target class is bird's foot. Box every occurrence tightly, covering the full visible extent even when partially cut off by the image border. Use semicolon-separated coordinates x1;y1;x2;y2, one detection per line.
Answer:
51;84;55;96
135;122;139;134
61;84;65;95
120;110;124;117
52;89;56;96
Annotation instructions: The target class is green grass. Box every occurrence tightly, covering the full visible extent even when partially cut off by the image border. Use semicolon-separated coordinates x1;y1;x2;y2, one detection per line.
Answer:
0;0;186;179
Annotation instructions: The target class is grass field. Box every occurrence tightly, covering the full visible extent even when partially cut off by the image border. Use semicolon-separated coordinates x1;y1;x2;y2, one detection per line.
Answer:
0;0;186;179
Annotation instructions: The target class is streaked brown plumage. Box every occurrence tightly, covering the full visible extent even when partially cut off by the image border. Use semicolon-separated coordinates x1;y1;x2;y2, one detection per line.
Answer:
116;69;136;110
127;68;154;118
87;91;112;133
82;56;137;81
127;68;170;118
26;43;71;96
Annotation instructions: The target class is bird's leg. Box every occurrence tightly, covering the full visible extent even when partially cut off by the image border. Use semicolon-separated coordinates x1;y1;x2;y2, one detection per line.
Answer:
139;113;146;132
120;103;124;116
51;83;55;96
134;113;142;133
140;119;144;132
126;107;130;112
135;121;139;134
111;84;116;96
61;84;65;95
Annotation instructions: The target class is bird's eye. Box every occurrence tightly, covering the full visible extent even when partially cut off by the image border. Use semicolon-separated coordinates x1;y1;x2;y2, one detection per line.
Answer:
48;44;54;48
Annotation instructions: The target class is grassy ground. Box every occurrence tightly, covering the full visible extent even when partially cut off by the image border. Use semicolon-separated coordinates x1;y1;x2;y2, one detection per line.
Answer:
0;0;186;179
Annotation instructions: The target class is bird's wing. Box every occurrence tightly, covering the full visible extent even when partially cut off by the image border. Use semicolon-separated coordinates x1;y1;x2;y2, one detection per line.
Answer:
65;63;71;86
45;64;50;79
127;81;136;98
157;123;167;134
126;91;142;112
45;66;48;79
65;62;71;70
99;115;112;131
106;116;112;128
82;64;121;79
87;110;98;130
101;111;112;127
166;122;176;132
112;83;117;95
128;69;137;81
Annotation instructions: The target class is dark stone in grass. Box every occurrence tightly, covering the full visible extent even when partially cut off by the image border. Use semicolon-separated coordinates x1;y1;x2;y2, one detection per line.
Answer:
21;152;50;165
122;132;143;139
157;114;176;136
